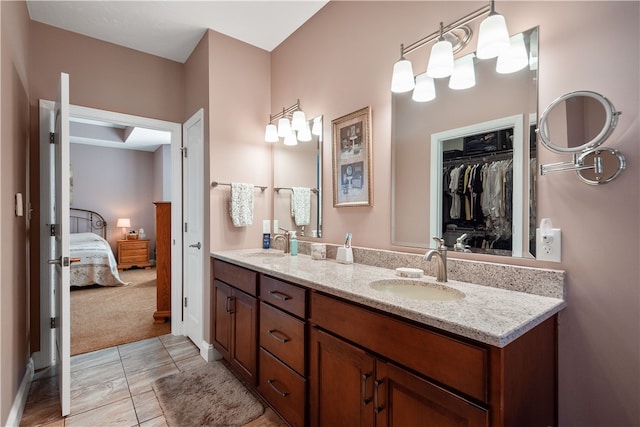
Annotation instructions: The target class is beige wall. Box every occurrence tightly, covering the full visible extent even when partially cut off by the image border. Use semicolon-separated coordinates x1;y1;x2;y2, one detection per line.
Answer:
0;1;31;424
271;2;639;425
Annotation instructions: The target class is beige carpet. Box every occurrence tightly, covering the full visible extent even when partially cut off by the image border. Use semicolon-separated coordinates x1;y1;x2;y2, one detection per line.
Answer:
153;361;265;427
70;267;171;355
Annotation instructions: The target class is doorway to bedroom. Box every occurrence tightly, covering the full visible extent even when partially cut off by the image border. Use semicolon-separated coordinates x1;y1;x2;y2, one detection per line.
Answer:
68;116;173;355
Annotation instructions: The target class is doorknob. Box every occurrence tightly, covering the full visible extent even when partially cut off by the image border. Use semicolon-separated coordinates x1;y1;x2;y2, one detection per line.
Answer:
189;242;201;250
48;256;73;266
48;257;61;265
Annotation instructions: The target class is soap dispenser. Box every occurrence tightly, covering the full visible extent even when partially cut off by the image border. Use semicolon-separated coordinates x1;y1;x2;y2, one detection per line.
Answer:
289;231;298;256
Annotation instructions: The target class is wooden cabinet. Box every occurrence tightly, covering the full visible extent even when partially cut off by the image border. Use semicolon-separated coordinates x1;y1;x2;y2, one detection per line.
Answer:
212;259;258;385
153;201;171;323
117;239;151;271
258;276;307;427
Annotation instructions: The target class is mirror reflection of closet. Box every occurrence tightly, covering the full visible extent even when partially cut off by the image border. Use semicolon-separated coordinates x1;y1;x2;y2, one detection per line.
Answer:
273;116;323;238
392;26;538;258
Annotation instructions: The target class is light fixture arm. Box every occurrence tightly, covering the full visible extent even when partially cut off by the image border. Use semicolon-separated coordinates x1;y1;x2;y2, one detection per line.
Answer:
270;99;301;123
400;4;490;57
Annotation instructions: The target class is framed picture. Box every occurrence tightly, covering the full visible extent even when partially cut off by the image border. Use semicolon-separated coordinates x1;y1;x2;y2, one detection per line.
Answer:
332;106;373;207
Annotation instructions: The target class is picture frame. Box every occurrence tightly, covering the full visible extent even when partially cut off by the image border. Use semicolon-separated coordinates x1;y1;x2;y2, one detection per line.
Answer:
332;106;373;207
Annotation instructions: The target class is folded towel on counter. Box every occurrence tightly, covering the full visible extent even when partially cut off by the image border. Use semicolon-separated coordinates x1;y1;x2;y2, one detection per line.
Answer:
291;187;311;226
229;183;254;227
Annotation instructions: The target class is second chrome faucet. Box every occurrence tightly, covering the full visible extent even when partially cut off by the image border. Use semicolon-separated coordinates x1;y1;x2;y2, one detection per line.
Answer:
425;237;448;282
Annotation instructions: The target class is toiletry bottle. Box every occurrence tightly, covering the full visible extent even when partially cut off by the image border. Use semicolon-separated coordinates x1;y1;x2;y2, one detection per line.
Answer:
263;233;270;249
289;231;298;256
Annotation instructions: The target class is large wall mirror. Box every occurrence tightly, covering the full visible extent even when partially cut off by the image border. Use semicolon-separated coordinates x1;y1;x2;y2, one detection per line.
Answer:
392;27;538;258
273;116;323;238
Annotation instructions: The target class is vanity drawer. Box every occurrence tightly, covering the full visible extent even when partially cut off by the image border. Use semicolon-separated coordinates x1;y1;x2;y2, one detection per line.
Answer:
310;291;489;403
213;259;257;296
260;275;306;318
260;302;305;375
258;348;305;427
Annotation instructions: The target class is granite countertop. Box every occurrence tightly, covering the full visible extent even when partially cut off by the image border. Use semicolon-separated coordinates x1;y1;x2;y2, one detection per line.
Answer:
211;249;567;348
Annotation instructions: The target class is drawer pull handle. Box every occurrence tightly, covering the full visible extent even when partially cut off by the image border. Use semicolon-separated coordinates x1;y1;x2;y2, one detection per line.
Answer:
374;379;384;414
269;290;291;301
268;329;290;343
267;379;289;397
362;373;372;405
225;296;235;314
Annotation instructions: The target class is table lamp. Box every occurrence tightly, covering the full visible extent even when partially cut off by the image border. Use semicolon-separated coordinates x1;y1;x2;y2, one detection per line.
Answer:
116;218;131;239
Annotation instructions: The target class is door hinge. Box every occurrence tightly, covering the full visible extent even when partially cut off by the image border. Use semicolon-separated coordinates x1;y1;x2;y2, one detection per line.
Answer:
50;317;56;329
184;223;188;232
49;132;55;144
180;146;187;157
49;223;56;236
184;297;188;308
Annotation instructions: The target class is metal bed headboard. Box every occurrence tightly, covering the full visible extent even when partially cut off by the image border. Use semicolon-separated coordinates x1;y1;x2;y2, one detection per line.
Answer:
70;208;107;239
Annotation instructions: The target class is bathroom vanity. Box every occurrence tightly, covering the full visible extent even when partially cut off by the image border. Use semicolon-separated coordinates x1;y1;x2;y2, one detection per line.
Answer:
211;249;565;427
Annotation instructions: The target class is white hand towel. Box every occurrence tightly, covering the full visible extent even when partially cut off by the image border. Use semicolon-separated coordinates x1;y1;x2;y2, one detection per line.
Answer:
229;183;254;227
291;187;311;226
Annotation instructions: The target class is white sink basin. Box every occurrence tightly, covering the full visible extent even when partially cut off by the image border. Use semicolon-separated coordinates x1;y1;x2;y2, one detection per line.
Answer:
245;251;285;258
369;279;465;301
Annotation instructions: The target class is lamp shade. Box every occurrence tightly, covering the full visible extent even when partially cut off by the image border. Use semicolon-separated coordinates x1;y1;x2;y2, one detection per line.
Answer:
116;218;131;228
264;124;279;142
277;117;291;137
312;116;322;136
449;53;476;90
426;39;454;78
476;13;510;59
297;122;312;142
496;33;528;74
291;110;307;131
391;58;415;93
284;129;298;146
412;73;436;102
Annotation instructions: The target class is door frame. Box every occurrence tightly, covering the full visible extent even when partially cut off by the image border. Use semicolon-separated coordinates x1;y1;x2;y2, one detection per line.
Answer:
35;102;192;368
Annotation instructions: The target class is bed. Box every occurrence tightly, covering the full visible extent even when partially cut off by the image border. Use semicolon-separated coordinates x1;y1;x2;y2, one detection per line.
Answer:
70;208;129;287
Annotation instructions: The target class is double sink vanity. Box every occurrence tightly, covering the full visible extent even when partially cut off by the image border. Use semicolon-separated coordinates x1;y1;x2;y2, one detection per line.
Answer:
211;246;565;427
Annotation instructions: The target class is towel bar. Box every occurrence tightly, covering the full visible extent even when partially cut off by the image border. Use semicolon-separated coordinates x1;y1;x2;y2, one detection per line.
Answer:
211;181;267;192
274;186;318;194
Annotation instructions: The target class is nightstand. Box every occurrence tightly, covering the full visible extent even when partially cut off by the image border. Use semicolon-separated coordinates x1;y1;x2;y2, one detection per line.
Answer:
117;239;151;270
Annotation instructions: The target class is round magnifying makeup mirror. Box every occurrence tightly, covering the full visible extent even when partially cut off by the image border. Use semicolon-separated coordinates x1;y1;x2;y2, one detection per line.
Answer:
538;90;620;153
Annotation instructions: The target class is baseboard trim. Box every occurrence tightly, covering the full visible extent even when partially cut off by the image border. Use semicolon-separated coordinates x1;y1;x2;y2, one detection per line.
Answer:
6;358;35;427
199;340;222;362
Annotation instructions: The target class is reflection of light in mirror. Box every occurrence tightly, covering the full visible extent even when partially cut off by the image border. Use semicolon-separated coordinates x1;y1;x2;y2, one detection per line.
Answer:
449;53;476;90
278;117;291;137
312;116;322;136
291;110;307;131
412;73;436;102
297;122;312;142
284;130;297;146
496;33;528;74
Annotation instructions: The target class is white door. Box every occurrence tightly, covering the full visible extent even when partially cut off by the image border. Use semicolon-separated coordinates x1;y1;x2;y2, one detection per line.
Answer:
183;109;204;347
49;73;71;416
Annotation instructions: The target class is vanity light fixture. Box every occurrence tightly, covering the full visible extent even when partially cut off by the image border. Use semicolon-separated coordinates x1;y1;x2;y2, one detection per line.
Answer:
283;129;298;146
476;0;510;59
496;32;528;74
311;116;322;136
426;22;455;78
412;73;437;102
265;100;310;144
448;53;476;90
391;45;415;93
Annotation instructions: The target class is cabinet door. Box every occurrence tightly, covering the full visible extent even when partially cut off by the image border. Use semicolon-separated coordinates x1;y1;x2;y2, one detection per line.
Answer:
375;360;488;427
212;280;231;359
231;289;258;385
309;327;375;427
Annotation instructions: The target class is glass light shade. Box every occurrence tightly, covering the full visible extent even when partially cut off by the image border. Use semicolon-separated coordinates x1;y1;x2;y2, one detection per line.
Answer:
291;110;307;131
284;130;298;146
448;53;476;90
391;58;415;93
496;33;528;74
277;117;291;137
412;73;436;102
476;13;510;59
312;116;322;136
116;218;131;228
264;124;279;142
426;39;454;78
297;122;312;142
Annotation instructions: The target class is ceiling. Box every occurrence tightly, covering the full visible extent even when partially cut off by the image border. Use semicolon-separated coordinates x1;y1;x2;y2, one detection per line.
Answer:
26;0;329;63
28;1;328;151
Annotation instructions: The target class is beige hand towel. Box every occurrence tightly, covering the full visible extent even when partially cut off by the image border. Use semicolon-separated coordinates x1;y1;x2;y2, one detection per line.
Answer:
291;187;311;226
229;183;254;227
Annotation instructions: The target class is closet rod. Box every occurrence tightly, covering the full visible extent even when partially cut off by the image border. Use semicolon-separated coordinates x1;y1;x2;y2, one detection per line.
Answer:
443;149;514;165
274;186;319;194
211;181;267;192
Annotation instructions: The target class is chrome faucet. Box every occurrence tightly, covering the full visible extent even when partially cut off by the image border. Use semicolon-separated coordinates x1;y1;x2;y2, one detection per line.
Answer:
273;227;290;254
425;237;448;282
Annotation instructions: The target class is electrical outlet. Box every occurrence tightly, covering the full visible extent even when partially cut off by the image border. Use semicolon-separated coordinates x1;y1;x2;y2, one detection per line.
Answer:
536;228;561;262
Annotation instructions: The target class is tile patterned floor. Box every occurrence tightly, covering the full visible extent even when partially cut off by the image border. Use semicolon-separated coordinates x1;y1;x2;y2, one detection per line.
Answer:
20;335;286;427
